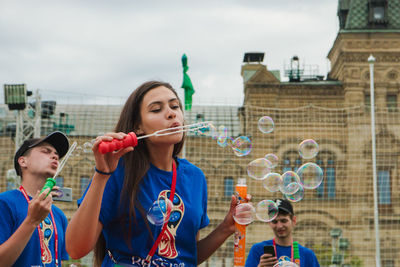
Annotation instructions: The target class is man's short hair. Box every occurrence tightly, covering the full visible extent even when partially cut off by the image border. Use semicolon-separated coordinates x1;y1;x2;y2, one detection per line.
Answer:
14;131;69;176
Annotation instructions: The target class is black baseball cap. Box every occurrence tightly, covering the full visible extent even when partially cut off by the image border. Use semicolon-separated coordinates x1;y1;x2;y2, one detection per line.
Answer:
274;198;294;215
14;131;69;176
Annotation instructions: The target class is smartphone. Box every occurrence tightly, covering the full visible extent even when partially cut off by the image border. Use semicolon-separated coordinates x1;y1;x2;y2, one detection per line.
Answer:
53;187;73;202
263;245;275;257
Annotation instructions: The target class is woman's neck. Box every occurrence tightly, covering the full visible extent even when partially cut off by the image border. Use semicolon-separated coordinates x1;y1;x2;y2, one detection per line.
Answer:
148;146;175;171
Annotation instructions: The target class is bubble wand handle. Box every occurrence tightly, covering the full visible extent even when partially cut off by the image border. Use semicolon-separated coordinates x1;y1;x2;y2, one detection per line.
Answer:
98;121;212;154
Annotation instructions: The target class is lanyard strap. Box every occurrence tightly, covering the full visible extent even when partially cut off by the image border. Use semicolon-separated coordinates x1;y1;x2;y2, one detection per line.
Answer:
273;238;300;265
19;186;59;267
145;161;177;263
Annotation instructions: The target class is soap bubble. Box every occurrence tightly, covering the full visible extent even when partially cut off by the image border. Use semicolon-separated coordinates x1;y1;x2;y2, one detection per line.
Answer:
274;261;299;267
83;142;93;153
231;136;252;157
255;199;279;222
226;136;235;148
208;123;219;139
298;139;319;159
258;116;274;134
264;153;279;168
233;203;256;225
284;183;304;202
217;126;228;147
247;158;272;180
73;146;82;157
262;173;283;192
197;122;217;137
296;162;324;189
147;197;173;226
280;171;301;195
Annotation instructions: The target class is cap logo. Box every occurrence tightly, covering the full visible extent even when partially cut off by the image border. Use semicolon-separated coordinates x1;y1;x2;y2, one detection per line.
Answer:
276;199;282;207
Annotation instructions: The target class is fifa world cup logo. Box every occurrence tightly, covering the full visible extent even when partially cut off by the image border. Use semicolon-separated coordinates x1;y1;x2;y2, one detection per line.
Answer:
157;190;185;259
39;216;54;264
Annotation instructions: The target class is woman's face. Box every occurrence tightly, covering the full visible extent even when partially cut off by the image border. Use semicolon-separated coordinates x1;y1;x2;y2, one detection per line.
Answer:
138;86;184;145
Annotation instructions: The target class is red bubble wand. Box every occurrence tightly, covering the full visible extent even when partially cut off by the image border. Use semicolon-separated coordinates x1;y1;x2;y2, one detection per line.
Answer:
98;121;212;154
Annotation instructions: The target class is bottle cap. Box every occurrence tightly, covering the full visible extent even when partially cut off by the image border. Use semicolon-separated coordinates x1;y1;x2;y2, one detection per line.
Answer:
45;178;56;187
237;177;247;185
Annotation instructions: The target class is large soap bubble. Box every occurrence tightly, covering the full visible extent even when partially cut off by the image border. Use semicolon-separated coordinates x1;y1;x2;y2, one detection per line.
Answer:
296;162;324;189
255;199;279;222
233;203;256;225
298;139;319;159
262;173;282;193
280;171;301;195
247;158;272;180
284;183;305;202
274;261;299;267
258;116;274;134
147;197;173;226
231;136;252;157
264;153;279;168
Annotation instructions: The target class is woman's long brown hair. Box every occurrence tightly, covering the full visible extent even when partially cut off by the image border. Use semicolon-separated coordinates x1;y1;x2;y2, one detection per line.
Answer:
94;81;185;266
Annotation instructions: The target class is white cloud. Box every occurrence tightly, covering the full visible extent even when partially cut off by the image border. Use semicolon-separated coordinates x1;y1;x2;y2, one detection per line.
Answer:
0;0;339;105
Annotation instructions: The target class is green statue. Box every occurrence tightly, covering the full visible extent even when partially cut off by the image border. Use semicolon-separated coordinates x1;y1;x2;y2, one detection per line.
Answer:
181;54;195;110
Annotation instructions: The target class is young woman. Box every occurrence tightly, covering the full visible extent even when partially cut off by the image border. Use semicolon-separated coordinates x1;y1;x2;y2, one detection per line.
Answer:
66;81;238;266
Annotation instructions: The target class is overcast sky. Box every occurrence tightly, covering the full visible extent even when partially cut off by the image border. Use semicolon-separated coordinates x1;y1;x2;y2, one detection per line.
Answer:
0;0;339;106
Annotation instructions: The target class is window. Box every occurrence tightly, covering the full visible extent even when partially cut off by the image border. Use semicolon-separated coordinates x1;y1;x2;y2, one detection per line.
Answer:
373;6;385;20
316;153;336;199
80;177;90;195
386;94;397;112
368;0;388;27
282;158;291;173
281;150;300;174
224;176;234;197
382;260;394;267
55;176;64;187
378;170;391;204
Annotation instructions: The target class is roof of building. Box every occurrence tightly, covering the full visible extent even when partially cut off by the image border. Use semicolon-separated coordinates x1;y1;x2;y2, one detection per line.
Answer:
338;0;400;30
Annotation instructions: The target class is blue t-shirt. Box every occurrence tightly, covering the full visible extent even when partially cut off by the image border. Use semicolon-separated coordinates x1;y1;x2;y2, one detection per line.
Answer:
0;189;69;267
245;240;320;267
78;158;210;267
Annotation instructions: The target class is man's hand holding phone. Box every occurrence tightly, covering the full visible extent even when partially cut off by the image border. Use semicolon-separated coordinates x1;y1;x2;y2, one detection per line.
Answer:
257;245;278;267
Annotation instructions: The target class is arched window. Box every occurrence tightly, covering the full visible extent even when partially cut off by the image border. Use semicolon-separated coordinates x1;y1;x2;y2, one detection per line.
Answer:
224;176;234;197
316;151;336;199
281;150;301;174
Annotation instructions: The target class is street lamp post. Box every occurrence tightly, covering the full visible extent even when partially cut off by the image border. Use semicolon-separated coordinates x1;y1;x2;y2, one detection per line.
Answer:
368;54;381;267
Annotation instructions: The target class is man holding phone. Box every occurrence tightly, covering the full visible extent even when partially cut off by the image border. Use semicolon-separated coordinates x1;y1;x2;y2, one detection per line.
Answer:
245;199;320;267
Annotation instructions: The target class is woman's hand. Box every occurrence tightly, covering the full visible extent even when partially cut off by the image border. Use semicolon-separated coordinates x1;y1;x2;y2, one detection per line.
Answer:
92;132;134;176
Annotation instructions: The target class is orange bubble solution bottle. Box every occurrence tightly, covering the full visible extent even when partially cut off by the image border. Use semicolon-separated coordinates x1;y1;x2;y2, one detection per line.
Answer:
234;177;247;266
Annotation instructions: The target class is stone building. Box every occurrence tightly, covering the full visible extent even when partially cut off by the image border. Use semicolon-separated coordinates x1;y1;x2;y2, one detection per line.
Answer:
234;0;400;266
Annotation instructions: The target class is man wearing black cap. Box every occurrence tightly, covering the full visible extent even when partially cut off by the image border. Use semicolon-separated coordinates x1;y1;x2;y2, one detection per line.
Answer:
0;131;70;266
245;199;320;267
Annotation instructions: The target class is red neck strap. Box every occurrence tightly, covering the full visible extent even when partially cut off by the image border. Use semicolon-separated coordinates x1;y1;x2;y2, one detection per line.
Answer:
19;185;59;267
273;238;293;262
146;161;177;262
